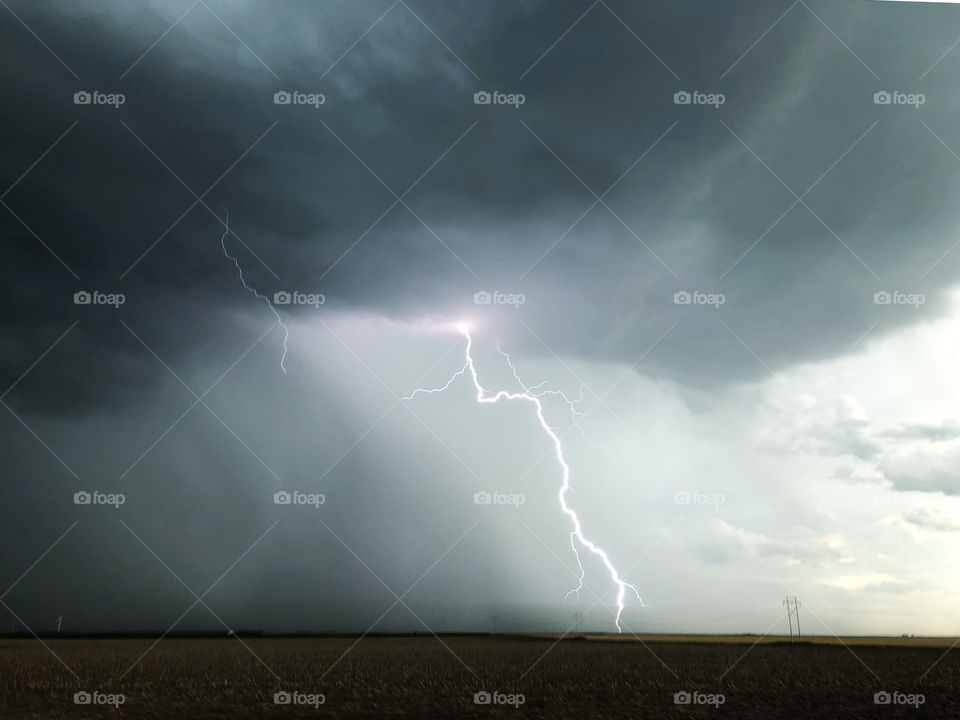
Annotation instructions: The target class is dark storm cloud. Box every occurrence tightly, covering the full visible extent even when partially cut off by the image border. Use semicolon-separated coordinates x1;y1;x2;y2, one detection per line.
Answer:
3;0;960;413
7;0;960;640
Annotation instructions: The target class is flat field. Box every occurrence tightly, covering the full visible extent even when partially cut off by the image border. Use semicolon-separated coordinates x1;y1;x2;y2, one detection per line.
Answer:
0;635;956;718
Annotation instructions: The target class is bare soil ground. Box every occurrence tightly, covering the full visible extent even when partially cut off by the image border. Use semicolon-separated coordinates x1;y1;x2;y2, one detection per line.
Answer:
0;635;957;718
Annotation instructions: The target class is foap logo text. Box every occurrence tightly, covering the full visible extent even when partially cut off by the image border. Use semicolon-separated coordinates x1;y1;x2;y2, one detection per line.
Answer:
874;291;925;308
273;90;325;108
74;290;125;308
874;90;925;108
274;290;325;307
874;690;925;708
474;490;525;508
474;90;525;108
674;490;725;508
274;691;325;708
74;490;125;509
674;90;725;108
274;490;325;508
74;691;125;707
674;690;725;707
674;290;725;308
73;90;125;108
473;690;525;707
474;290;525;308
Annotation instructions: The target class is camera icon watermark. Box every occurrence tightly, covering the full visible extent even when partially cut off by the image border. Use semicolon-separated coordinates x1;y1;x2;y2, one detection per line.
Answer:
674;690;725;707
474;490;525;509
73;90;125;108
473;690;525;707
673;290;725;308
73;290;125;308
473;290;525;308
73;691;125;707
273;290;325;307
474;90;525;108
273;90;325;108
273;490;325;508
873;690;925;707
873;290;925;308
674;90;725;108
274;690;325;708
74;490;125;509
873;90;925;108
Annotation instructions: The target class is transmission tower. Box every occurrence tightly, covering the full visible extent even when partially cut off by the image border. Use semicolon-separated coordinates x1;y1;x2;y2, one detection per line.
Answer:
783;596;801;641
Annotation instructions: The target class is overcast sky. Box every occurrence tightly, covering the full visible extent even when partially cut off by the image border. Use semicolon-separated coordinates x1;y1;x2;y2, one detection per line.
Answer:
2;0;960;637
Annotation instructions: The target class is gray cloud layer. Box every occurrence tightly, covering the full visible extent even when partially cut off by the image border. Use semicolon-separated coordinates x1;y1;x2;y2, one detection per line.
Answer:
4;0;960;415
4;0;960;633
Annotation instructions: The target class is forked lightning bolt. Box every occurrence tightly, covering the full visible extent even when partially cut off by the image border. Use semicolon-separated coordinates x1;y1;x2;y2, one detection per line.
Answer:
220;211;289;373
218;224;638;628
404;324;644;632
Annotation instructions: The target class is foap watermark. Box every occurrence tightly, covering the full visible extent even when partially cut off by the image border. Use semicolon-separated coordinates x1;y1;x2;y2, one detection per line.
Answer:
273;90;325;108
274;691;325;708
474;291;525;308
74;490;125;509
74;290;125;308
73;90;125;108
674;90;725;108
473;690;525;708
674;290;725;308
874;290;925;308
274;490;325;508
74;691;125;707
874;690;925;708
474;90;525;108
874;91;925;108
273;290;325;307
474;490;525;509
674;491;725;508
674;690;725;708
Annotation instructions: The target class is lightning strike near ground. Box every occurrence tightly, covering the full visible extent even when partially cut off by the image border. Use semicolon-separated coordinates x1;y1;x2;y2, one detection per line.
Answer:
219;211;289;373
404;324;645;632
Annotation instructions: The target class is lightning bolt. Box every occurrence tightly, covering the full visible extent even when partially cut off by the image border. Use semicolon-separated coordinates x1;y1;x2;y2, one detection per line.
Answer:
404;324;644;632
219;210;289;373
498;346;611;458
217;219;636;627
497;346;601;605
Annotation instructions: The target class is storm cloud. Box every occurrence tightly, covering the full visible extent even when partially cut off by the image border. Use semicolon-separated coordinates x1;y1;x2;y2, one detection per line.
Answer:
3;0;960;636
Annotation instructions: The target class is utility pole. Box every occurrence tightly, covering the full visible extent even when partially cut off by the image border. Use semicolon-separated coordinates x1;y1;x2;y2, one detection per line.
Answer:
783;597;794;641
783;596;801;641
573;612;583;635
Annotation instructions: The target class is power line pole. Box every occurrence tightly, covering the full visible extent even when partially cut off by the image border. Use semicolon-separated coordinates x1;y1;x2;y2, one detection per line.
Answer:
783;596;801;641
783;596;794;641
794;597;802;640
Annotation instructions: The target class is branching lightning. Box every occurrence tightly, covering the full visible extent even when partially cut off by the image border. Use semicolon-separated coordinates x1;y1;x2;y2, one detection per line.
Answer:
404;324;644;631
218;216;638;629
498;347;611;458
219;211;289;373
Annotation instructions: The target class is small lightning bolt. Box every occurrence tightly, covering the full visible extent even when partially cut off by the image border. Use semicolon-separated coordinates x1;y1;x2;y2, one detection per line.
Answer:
404;324;644;631
220;211;289;373
498;346;611;458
